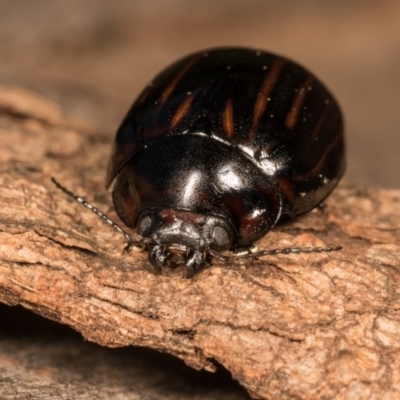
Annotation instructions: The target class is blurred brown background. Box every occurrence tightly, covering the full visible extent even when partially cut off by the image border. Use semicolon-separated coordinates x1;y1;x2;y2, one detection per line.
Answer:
0;0;399;188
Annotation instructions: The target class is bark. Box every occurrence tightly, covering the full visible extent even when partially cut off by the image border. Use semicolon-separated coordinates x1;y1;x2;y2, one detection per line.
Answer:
1;85;400;399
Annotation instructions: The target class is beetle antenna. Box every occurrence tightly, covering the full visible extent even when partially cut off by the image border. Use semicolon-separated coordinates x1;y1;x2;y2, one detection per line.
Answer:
236;245;342;259
209;245;342;261
51;177;145;252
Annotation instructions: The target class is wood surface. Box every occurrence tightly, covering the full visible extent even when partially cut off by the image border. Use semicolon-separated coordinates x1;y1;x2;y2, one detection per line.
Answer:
1;86;400;399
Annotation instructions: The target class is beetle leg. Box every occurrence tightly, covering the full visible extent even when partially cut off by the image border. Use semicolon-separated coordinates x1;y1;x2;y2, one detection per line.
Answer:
185;250;208;278
148;245;169;275
208;249;230;262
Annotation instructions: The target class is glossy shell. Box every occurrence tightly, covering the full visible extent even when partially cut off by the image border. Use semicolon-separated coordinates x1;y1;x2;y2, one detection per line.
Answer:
107;47;345;250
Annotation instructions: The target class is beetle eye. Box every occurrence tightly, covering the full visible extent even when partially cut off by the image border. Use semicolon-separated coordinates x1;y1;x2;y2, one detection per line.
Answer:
137;215;152;235
212;226;230;248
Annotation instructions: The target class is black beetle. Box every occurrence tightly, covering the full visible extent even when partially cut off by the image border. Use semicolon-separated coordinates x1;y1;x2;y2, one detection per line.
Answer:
53;47;345;278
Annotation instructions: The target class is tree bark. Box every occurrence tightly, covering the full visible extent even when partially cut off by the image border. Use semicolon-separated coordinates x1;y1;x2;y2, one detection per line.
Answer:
1;85;400;399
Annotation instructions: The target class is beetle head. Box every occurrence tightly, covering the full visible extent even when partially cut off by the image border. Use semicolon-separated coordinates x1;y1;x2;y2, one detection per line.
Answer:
136;208;235;277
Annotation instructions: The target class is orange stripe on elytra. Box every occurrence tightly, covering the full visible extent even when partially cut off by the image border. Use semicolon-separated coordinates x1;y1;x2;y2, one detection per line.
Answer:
248;57;287;141
294;128;343;181
285;74;314;130
222;97;234;137
169;94;194;130
159;55;200;106
311;101;332;140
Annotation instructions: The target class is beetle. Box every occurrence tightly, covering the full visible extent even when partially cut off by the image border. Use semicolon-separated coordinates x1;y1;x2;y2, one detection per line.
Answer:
52;47;345;278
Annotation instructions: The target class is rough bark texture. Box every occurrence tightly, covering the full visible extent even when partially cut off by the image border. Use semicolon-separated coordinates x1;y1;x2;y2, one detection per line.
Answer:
1;86;400;399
